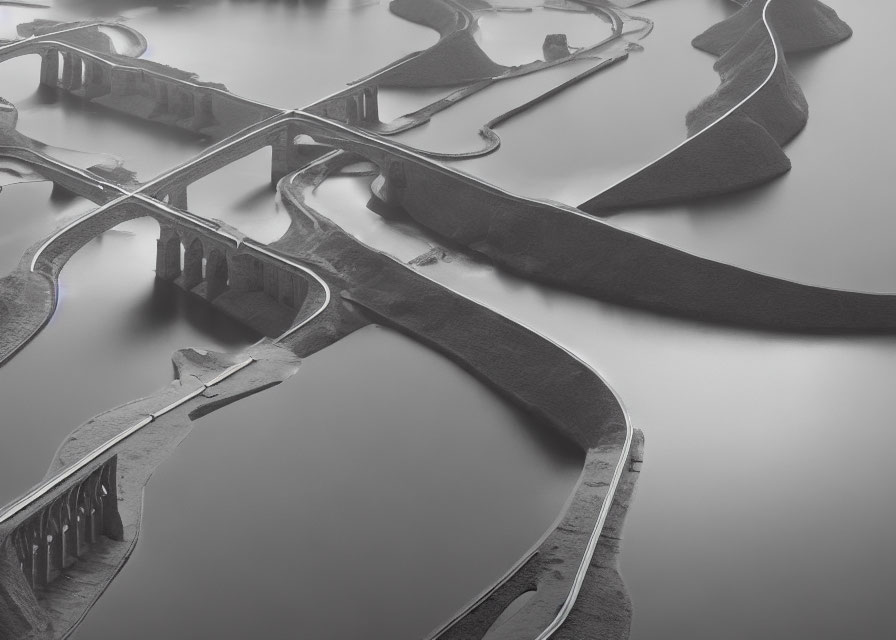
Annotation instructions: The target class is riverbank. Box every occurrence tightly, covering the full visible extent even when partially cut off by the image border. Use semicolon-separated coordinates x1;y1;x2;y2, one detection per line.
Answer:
580;0;851;213
0;342;301;639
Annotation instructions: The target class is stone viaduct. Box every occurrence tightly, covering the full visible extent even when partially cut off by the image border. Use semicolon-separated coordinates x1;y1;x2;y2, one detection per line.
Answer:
0;456;122;628
30;193;324;338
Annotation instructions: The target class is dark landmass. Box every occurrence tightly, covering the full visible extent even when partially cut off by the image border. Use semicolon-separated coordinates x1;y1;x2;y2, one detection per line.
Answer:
363;145;896;333
0;343;301;639
693;0;852;55
274;160;638;640
0;160;639;637
376;0;507;88
0;98;17;130
580;0;851;214
0;268;54;366
16;19;147;59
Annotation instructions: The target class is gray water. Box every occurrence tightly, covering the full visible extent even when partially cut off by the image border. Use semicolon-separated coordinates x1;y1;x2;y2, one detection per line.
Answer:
0;2;587;638
306;162;896;640
388;0;733;205
0;217;259;507
612;2;896;294
3;0;895;639
74;324;583;640
475;6;614;66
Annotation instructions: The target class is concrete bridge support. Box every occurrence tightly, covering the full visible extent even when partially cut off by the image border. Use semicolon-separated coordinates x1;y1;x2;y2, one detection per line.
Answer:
271;124;333;185
174;88;195;121
193;93;216;131
228;254;264;292
370;159;407;211
151;79;170;117
156;225;182;281
182;238;204;291
60;52;83;91
39;49;59;88
206;249;229;300
151;224;311;333
361;87;379;124
84;61;110;99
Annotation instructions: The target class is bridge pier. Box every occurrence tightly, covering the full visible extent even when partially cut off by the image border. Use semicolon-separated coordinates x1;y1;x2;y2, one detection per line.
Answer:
151;79;170;117
370;159;407;212
182;238;204;290
361;87;379;124
192;93;216;131
156;225;182;280
39;49;59;88
271;124;332;185
84;61;110;99
60;52;82;91
174;89;195;121
206;250;229;299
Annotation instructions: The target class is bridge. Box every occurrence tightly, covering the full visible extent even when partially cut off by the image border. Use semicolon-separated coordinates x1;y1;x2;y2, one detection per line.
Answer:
2;456;122;594
0;33;281;142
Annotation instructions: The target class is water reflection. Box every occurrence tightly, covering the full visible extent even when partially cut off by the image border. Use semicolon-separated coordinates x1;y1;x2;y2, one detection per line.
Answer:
610;2;894;294
307;172;896;640
76;324;584;640
0;218;258;507
388;0;730;204
0;183;94;276
8;84;209;179
188;147;290;244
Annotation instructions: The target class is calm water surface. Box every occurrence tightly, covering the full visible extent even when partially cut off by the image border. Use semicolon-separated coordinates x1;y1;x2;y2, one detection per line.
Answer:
75;324;583;640
389;0;732;204
1;4;586;638
2;0;894;638
0;217;258;507
308;170;896;640
476;7;614;66
0;182;93;275
612;1;894;293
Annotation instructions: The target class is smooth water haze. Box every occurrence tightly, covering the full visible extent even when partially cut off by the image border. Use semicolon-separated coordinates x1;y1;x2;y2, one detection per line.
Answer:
75;325;583;640
2;0;894;639
0;217;258;507
612;3;895;293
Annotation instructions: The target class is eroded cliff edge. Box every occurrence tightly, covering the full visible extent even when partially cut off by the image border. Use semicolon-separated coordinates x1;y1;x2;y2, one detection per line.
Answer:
580;0;851;214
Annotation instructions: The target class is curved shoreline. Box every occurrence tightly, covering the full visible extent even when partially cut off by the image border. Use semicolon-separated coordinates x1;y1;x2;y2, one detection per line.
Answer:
580;0;851;214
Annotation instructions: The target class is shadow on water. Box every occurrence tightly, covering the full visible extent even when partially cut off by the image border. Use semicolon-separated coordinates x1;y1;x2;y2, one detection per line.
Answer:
26;84;213;145
67;0;344;16
230;181;276;212
124;278;261;350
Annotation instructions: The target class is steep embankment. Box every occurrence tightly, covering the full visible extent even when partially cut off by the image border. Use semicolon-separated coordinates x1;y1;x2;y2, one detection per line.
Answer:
16;19;147;58
369;0;507;88
580;0;851;213
371;153;896;333
693;0;852;54
276;162;638;640
0;344;300;640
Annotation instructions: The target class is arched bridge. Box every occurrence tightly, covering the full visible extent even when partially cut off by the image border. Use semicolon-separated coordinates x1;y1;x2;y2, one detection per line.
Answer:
31;195;326;338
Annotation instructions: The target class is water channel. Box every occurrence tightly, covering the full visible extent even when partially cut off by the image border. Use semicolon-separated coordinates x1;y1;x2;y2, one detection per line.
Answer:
0;2;587;638
2;0;893;638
